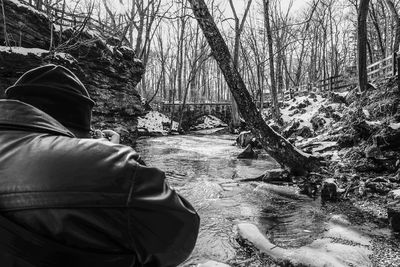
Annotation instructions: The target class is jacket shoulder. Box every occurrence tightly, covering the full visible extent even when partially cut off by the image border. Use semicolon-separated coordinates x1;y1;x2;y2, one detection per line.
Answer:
4;135;142;194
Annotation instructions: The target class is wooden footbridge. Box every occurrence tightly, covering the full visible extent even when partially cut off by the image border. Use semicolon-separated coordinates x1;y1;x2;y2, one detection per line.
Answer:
160;102;232;127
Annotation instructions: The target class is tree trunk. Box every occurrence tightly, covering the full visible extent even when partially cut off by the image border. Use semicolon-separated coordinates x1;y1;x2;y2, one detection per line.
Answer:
1;0;9;47
188;0;321;175
227;0;252;130
358;0;370;91
263;0;280;121
369;2;385;58
177;12;186;102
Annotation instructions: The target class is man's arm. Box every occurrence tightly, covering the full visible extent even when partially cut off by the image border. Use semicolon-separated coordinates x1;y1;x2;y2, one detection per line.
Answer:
127;165;200;266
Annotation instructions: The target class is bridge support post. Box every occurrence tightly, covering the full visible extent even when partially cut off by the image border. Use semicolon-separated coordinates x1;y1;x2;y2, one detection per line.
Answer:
397;54;400;92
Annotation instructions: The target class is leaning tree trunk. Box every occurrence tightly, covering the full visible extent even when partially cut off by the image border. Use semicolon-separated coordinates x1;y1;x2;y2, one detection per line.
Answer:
187;0;321;175
357;0;370;91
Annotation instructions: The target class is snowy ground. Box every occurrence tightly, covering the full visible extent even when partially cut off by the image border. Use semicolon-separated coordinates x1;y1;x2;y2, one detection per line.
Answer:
279;93;340;129
190;115;228;131
0;46;77;65
0;46;47;56
137;111;179;135
260;91;350;161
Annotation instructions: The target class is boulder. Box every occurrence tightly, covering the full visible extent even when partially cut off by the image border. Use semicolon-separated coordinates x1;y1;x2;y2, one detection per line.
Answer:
330;92;347;105
351;120;379;140
375;124;400;150
364;144;384;160
365;177;392;194
297;126;313;138
357;181;367;197
236;131;254;148
261;169;289;183
318;105;341;122
237;144;257;159
282;120;300;138
297;99;311;109
388;206;400;232
308;92;317;99
389;171;400;183
354;158;385;173
321;178;338;202
387;189;400;232
310;116;326;131
331;112;342;122
337;134;355;148
299;181;318;199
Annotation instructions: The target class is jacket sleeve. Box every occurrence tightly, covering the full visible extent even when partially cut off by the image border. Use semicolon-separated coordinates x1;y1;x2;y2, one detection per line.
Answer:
126;164;200;267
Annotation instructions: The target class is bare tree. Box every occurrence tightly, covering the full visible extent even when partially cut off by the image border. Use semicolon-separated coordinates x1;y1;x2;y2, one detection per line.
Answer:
227;0;252;130
1;0;10;47
358;0;370;91
263;0;280;121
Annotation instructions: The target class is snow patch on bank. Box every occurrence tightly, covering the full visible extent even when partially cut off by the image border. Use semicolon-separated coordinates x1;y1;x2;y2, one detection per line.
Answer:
0;46;76;64
191;115;228;131
390;122;400;130
280;94;329;128
0;46;47;56
137;111;178;135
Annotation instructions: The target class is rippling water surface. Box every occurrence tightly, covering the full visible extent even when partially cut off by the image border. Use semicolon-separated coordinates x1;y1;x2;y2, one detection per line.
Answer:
135;133;325;265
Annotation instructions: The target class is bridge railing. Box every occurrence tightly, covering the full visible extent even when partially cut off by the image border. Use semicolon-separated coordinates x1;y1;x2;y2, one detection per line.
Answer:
160;102;232;115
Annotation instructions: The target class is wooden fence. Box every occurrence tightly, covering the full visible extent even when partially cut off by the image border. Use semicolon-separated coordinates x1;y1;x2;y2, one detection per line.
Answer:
291;75;356;96
316;75;357;91
367;53;397;80
291;52;398;96
19;0;119;38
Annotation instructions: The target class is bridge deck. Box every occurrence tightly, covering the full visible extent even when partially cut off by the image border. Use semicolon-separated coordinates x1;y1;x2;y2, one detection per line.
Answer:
161;102;231;106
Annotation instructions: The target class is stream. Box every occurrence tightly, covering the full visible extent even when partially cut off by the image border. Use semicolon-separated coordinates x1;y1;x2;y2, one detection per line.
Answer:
135;133;329;266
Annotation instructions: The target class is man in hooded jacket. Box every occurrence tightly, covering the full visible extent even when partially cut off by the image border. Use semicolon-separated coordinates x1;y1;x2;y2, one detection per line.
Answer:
0;64;200;267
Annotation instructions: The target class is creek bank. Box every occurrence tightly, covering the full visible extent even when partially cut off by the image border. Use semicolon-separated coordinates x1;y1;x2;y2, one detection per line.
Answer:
239;77;400;214
232;77;400;265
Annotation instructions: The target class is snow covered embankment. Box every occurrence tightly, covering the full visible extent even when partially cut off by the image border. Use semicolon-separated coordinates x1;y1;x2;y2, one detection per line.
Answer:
137;111;179;136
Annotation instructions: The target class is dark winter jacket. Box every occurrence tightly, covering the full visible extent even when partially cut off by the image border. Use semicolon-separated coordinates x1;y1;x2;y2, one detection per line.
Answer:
0;99;199;267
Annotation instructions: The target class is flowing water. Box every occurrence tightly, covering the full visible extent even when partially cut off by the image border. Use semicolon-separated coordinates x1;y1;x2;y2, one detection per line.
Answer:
135;133;327;266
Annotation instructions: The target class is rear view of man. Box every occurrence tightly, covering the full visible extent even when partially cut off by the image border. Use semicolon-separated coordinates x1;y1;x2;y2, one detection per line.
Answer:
0;64;199;266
